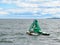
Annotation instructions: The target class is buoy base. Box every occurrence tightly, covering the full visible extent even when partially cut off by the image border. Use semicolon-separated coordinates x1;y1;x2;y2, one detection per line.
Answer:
26;31;50;36
26;31;39;36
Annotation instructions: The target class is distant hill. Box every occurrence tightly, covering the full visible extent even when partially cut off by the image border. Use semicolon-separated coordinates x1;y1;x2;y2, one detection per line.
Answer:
47;17;60;19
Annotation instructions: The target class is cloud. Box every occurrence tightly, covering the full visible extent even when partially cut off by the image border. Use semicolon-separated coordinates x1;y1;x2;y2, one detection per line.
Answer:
42;8;60;14
6;7;39;13
40;1;60;7
16;2;38;8
0;0;60;8
0;0;60;18
0;7;9;15
0;0;11;4
0;11;9;15
0;0;22;4
0;8;3;10
6;8;31;13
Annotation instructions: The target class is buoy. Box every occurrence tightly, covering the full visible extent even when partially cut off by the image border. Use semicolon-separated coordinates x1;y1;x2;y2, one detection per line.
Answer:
26;19;50;36
26;31;39;36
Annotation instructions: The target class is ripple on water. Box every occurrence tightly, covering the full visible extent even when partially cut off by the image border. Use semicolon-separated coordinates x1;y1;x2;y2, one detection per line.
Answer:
14;32;24;35
0;38;13;43
53;38;60;42
56;32;60;36
0;32;8;36
15;36;27;40
0;40;13;43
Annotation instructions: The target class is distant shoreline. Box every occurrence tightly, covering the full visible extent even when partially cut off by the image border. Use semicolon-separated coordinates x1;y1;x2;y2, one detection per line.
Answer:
0;18;60;20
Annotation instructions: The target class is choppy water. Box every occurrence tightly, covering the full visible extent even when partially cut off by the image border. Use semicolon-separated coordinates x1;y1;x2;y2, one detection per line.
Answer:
0;19;60;45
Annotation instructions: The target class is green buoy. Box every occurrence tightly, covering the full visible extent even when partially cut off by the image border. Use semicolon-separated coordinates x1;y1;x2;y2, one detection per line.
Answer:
26;19;50;36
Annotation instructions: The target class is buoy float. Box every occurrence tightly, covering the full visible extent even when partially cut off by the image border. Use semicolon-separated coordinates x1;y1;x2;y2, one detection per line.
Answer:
26;19;50;36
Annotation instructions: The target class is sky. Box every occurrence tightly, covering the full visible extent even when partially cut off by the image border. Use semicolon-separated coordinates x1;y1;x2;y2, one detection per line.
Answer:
0;0;60;19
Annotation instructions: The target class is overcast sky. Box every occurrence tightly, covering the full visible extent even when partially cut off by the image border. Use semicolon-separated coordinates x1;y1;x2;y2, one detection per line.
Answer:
0;0;60;19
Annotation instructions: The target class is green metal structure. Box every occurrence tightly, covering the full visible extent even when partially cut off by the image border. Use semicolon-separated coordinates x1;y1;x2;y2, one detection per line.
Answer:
29;19;41;33
27;19;50;36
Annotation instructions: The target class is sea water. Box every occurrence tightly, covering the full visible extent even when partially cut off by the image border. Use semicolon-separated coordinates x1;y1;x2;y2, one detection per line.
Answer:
0;19;60;45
